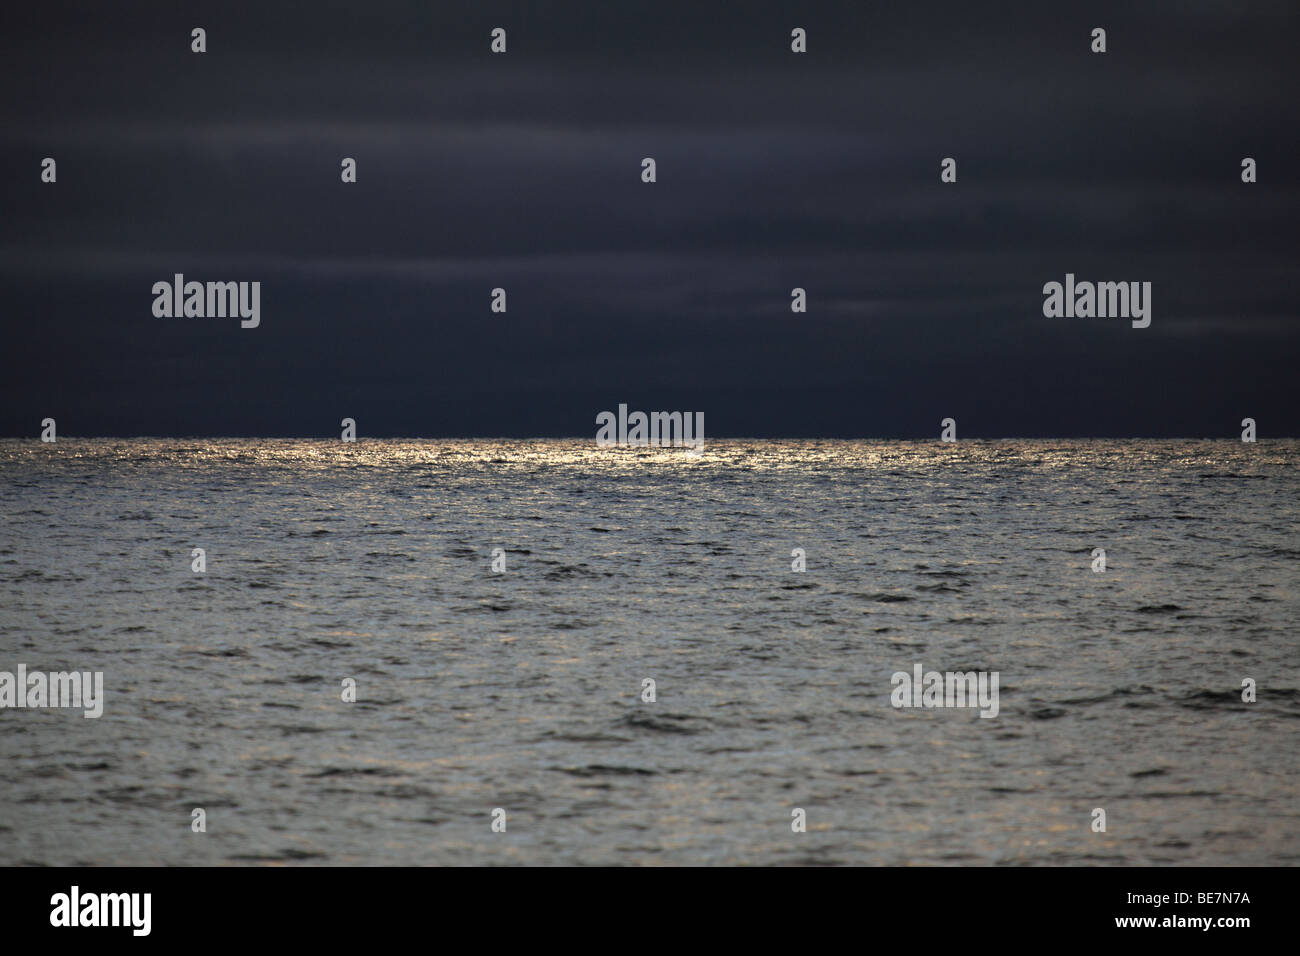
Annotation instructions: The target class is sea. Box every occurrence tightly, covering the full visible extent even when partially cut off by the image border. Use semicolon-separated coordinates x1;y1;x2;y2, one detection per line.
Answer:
1;438;1297;865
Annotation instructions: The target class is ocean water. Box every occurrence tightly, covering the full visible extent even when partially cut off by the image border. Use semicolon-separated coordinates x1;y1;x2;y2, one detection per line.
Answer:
0;438;1297;866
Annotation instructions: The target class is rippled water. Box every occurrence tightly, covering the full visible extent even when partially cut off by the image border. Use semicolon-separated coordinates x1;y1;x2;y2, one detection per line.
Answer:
1;438;1297;865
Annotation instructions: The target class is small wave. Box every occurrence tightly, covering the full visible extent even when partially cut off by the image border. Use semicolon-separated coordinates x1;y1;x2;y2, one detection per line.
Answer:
557;764;658;777
618;710;707;735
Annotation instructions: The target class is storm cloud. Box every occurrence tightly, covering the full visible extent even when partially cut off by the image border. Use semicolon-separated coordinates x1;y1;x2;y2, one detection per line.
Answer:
2;1;1297;436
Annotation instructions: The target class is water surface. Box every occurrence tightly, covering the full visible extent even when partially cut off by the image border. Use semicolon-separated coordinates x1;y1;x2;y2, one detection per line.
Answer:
1;439;1297;865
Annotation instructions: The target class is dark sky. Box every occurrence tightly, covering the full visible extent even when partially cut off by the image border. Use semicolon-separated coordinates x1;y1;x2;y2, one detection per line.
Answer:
2;1;1297;437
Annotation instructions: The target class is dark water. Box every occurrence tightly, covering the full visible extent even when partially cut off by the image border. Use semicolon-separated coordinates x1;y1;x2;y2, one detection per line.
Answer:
1;438;1297;865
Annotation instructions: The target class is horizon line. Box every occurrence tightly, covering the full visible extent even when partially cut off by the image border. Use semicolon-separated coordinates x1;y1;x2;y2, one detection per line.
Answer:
4;435;1295;442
